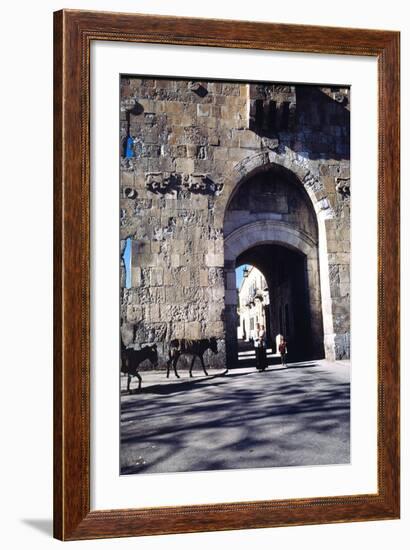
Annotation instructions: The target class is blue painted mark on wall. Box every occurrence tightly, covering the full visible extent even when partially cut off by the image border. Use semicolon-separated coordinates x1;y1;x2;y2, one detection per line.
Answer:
125;136;134;158
123;238;132;288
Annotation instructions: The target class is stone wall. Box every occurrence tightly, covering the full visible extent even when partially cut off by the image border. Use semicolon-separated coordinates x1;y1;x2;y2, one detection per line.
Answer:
120;77;351;366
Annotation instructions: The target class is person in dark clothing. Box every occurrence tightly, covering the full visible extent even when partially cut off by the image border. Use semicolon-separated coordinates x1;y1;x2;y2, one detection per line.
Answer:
255;323;267;371
279;336;287;367
259;324;267;371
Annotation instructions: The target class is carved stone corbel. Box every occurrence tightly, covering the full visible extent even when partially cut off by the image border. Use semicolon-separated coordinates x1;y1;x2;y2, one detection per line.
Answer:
145;172;176;193
336;177;350;199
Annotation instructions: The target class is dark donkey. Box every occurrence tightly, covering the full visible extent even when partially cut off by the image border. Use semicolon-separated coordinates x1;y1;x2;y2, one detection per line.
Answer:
121;342;158;392
166;337;218;378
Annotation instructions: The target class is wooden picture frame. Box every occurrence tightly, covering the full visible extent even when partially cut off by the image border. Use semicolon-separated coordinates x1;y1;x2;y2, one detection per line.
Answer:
53;9;400;540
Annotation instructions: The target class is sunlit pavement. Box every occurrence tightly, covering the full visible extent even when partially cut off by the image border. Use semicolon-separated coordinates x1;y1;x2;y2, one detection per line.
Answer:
120;359;350;475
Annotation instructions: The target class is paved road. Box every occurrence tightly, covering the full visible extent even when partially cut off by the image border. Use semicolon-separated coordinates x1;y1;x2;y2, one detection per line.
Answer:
120;359;350;475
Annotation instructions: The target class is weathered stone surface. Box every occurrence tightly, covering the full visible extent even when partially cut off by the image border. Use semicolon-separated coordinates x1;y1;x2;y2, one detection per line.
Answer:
205;252;224;268
121;78;350;366
185;321;202;339
199;269;209;287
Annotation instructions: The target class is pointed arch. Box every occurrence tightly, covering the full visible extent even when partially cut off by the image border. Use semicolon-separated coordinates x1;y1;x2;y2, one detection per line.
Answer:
222;155;337;363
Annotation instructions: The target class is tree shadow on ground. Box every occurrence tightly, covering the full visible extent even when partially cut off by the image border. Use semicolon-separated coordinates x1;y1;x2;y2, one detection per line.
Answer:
120;363;350;475
121;362;322;397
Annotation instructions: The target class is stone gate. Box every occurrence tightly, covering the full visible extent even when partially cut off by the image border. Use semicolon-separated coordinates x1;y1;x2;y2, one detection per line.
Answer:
120;78;351;367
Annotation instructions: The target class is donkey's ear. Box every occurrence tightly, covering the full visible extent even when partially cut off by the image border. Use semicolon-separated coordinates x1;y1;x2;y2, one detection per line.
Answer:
152;344;157;349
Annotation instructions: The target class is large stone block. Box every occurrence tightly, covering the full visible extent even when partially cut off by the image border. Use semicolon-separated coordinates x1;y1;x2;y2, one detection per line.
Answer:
148;303;160;322
166;286;186;304
208;268;224;287
139;253;158;267
214;239;224;255
339;265;350;283
175;158;195;174
208;304;223;321
197;104;211;117
126;305;143;323
329;252;350;265
213;146;231;163
207;321;225;338
170;254;181;268
149;287;166;303
170;239;185;254
120;323;135;347
180;269;191;287
211;285;226;300
205;253;224;267
131;267;142;287
185;321;202;339
170;322;185;339
167;127;184;145
238;130;261;149
150;240;161;254
201;116;217;129
163;269;173;286
339;282;350;298
165;101;184;115
150;267;163;286
159;305;172;322
189;194;209;210
199;269;209;287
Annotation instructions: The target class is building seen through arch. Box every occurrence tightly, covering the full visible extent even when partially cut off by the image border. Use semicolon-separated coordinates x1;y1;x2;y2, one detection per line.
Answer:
236;246;315;362
236;265;270;345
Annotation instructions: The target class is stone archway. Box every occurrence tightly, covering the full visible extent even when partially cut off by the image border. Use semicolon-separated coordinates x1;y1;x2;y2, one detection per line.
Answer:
222;157;336;364
224;221;323;365
217;150;334;221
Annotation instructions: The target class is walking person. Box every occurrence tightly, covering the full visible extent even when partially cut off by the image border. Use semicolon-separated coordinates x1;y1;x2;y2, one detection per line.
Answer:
278;336;287;367
259;324;267;371
254;323;267;371
254;323;262;370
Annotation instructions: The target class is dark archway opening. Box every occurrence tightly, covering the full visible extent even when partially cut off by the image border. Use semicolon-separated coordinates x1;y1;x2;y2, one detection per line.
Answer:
224;162;325;367
236;243;313;363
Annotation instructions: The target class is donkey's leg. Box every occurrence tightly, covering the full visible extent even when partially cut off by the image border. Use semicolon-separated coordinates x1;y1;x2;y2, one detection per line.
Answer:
166;356;171;378
173;354;181;378
127;374;131;392
189;355;196;377
136;371;142;391
200;355;209;376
